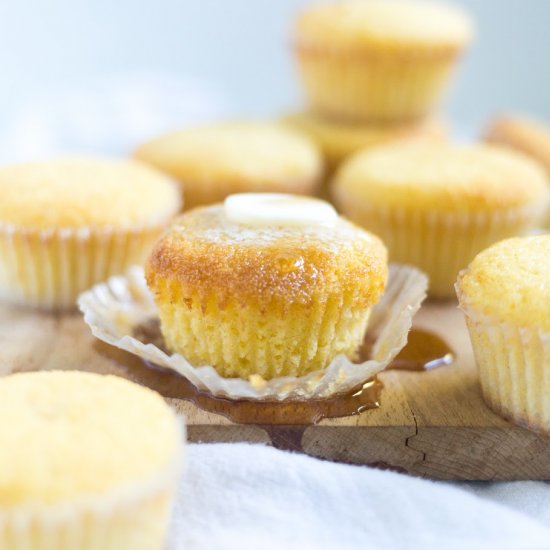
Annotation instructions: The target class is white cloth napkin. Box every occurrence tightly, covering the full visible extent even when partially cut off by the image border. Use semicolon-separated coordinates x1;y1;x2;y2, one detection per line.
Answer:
167;443;550;550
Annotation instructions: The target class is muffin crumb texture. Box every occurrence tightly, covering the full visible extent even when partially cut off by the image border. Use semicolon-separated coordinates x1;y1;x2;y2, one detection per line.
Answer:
334;142;549;212
135;121;323;209
457;235;550;331
0;371;180;506
295;0;473;51
0;157;180;228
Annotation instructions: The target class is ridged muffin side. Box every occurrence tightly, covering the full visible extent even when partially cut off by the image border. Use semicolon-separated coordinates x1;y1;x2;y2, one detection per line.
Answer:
146;205;387;379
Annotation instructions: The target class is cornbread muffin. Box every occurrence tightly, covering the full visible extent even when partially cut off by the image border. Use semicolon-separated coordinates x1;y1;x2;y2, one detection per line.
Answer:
146;193;388;380
485;115;550;225
333;142;549;297
293;0;473;122
456;236;550;434
0;157;180;309
134;121;323;210
0;371;183;550
281;112;447;193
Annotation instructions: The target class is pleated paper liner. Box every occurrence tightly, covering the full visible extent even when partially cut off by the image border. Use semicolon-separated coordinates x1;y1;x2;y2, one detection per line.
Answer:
0;219;175;310
460;302;550;435
332;202;546;297
295;44;461;123
79;264;427;401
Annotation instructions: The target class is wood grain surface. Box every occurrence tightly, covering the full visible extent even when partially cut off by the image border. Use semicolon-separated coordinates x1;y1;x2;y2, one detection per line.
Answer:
2;300;549;481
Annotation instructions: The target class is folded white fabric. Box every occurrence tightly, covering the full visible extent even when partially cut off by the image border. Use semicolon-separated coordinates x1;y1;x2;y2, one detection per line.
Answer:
168;443;550;550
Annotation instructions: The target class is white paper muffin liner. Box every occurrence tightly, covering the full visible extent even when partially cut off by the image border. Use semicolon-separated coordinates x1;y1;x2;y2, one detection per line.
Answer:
333;200;546;298
459;301;550;435
78;264;427;400
0;220;174;311
295;44;462;123
0;423;185;550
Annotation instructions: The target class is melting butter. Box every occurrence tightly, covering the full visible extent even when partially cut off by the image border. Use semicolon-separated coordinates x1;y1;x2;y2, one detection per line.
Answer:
224;193;338;227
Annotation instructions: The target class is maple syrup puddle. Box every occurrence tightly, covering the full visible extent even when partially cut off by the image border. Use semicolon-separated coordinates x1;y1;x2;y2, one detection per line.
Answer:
387;329;454;372
95;320;453;433
95;340;382;427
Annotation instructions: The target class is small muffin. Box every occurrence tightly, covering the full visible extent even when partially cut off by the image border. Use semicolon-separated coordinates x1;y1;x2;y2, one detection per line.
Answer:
293;0;473;122
282;111;447;175
146;193;388;380
456;236;550;434
0;157;180;310
0;371;183;550
134;121;323;210
485;115;550;225
333;142;549;297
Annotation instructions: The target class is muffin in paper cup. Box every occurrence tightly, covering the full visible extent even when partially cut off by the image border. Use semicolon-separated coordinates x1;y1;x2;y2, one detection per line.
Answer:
293;0;473;122
80;194;428;400
0;157;181;310
456;235;550;434
145;197;391;380
0;371;184;550
333;142;550;298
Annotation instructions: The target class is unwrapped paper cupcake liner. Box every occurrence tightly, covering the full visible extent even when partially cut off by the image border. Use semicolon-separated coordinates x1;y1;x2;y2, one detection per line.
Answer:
334;202;546;298
78;263;427;400
0;221;172;310
0;428;184;550
295;46;460;122
459;303;550;435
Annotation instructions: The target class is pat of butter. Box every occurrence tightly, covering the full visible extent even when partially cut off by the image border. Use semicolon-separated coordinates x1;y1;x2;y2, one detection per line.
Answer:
224;193;338;227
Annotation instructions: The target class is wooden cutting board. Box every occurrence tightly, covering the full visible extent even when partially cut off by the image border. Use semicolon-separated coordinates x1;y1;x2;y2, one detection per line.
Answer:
2;300;550;481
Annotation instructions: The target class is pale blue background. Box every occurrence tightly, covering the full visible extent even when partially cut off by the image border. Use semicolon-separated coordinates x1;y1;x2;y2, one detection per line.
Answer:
0;0;548;143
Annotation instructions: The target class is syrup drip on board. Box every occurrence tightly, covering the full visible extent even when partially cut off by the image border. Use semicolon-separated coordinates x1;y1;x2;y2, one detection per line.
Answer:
387;329;453;371
96;339;382;426
96;319;453;451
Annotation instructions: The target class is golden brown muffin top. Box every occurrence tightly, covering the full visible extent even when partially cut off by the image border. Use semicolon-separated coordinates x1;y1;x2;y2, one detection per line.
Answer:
294;0;473;54
0;157;180;229
333;142;549;213
134;121;323;191
485;115;550;175
146;203;388;307
0;371;181;506
457;235;550;331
